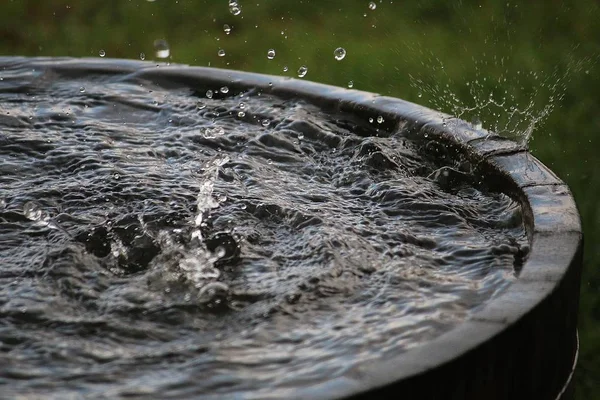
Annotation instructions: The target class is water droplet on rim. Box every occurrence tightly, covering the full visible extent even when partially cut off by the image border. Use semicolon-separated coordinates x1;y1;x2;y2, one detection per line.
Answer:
334;47;347;61
153;39;170;59
472;117;483;129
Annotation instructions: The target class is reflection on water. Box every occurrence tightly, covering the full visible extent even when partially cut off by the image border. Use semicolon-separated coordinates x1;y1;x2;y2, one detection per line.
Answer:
0;58;528;398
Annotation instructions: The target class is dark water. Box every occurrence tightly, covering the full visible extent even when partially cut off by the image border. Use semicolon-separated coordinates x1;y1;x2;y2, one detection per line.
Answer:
0;59;528;398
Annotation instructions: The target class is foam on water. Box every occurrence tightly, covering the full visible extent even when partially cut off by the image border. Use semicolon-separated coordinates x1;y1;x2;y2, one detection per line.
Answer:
0;59;528;398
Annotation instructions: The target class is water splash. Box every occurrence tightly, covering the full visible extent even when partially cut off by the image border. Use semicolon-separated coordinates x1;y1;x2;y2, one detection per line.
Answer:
409;56;588;146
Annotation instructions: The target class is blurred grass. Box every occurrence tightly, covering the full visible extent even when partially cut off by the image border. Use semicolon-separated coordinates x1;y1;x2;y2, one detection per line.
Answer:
1;0;599;397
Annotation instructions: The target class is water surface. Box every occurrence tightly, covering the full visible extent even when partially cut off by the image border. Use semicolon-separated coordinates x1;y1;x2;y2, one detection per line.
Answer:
0;59;528;398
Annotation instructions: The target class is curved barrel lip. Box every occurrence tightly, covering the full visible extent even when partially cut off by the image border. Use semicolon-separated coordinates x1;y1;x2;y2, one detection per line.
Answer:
1;56;583;399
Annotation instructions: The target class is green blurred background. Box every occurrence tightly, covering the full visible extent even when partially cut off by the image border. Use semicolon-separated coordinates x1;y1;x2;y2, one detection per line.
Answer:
1;0;598;397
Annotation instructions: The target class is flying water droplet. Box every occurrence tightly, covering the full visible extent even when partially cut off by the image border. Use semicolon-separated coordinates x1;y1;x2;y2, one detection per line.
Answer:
368;2;377;10
348;80;354;88
377;116;384;124
206;90;214;99
79;87;85;93
334;47;346;61
197;101;206;110
223;24;232;34
261;119;270;127
472;117;483;130
217;49;226;57
238;111;246;118
297;65;308;78
283;66;288;72
229;0;241;15
267;49;276;60
153;39;170;59
99;49;106;57
139;52;146;60
220;86;229;94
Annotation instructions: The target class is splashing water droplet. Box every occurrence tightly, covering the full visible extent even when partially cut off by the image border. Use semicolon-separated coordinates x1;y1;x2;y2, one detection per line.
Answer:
139;52;146;61
206;90;214;99
220;86;229;94
472;117;483;130
368;2;376;10
99;50;106;57
267;49;276;60
203;126;225;139
153;39;170;59
297;66;308;78
217;49;226;57
23;201;45;222
334;47;346;61
348;80;354;88
223;24;232;34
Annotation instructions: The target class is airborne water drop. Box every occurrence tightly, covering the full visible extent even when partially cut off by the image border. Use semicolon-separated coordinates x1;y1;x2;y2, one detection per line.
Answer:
297;65;308;78
334;47;346;61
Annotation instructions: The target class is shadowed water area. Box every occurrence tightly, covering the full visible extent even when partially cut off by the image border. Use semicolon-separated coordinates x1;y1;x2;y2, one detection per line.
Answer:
0;59;528;398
